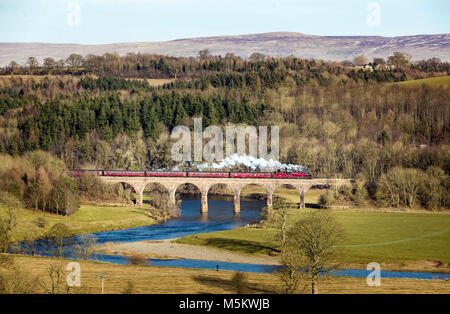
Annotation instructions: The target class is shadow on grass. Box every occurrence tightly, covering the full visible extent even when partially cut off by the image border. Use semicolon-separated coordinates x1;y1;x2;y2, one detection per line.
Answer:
191;275;276;294
203;238;278;255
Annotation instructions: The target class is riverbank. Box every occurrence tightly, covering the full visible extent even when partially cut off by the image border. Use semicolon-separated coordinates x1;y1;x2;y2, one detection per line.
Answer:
3;254;449;294
2;203;173;242
175;209;450;273
95;237;450;274
96;238;279;265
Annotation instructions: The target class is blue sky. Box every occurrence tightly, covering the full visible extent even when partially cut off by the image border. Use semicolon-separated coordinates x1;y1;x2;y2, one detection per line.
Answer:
0;0;449;44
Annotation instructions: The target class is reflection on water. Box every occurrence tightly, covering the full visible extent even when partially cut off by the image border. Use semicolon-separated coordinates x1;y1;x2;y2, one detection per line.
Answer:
92;197;264;245
27;196;264;257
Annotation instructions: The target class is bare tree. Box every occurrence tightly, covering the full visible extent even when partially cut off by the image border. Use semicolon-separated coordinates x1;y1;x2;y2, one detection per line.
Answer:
286;211;344;294
0;191;20;253
56;59;66;68
72;234;97;260
44;223;73;258
376;167;422;208
225;52;235;59
66;54;84;68
250;52;266;61
269;200;294;252
275;248;306;294
373;57;386;66
388;52;411;69
0;256;40;294
39;263;69;294
8;61;18;73
27;57;39;69
198;49;210;60
43;57;56;69
353;55;369;66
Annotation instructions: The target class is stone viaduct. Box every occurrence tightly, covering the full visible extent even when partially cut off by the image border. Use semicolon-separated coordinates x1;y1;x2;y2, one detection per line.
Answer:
99;176;351;213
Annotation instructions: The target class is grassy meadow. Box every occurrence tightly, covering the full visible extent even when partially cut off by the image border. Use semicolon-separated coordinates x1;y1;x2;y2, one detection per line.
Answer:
392;75;450;87
4;254;449;294
177;210;450;266
177;187;450;270
1;204;156;242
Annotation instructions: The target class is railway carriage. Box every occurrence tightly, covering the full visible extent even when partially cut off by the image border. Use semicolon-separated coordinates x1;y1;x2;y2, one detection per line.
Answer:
188;171;229;178
146;171;187;177
67;169;313;179
103;170;145;177
230;172;272;178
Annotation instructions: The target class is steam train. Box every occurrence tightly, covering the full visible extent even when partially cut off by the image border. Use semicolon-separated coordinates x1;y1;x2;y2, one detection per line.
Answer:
67;170;313;179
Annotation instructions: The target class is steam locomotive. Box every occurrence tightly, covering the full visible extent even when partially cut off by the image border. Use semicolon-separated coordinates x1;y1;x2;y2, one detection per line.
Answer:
67;170;313;179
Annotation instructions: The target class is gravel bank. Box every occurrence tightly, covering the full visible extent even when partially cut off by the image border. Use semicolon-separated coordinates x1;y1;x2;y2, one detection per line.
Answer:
97;239;280;265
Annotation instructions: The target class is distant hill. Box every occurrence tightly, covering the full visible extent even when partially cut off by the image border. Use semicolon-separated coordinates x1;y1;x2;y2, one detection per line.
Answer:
1;32;449;66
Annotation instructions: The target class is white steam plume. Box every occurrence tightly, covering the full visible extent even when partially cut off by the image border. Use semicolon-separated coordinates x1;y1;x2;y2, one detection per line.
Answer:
174;154;306;172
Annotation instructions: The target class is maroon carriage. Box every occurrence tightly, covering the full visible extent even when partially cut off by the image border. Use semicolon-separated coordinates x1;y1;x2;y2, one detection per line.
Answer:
146;171;187;177
230;172;272;178
103;170;145;177
187;172;229;178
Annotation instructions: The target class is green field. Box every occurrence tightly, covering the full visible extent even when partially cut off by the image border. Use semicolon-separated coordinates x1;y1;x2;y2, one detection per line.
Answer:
178;187;450;267
1;204;157;242
177;209;450;267
4;187;450;270
393;75;450;87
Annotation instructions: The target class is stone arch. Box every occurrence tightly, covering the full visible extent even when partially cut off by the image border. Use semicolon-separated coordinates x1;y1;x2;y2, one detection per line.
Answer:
207;183;234;197
142;182;171;208
302;183;333;209
173;182;205;212
110;181;139;206
174;182;204;195
239;182;271;195
238;182;273;213
274;181;312;208
272;183;299;208
207;182;239;214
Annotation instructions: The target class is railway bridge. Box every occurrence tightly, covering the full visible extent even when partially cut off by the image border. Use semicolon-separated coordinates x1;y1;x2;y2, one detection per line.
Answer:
98;176;351;213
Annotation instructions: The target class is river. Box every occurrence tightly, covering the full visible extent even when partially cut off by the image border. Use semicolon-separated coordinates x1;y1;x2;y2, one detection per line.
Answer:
27;196;450;281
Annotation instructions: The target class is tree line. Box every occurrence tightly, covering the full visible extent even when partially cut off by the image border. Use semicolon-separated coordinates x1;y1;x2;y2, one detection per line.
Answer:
0;54;448;210
1;51;448;80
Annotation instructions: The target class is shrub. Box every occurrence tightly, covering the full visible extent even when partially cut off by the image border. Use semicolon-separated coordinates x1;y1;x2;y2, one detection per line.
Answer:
318;191;335;208
74;174;112;199
0;190;23;209
44;223;73;258
48;180;80;216
376;167;422;208
125;254;149;266
419;166;447;210
33;217;48;228
339;184;353;197
352;179;369;206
